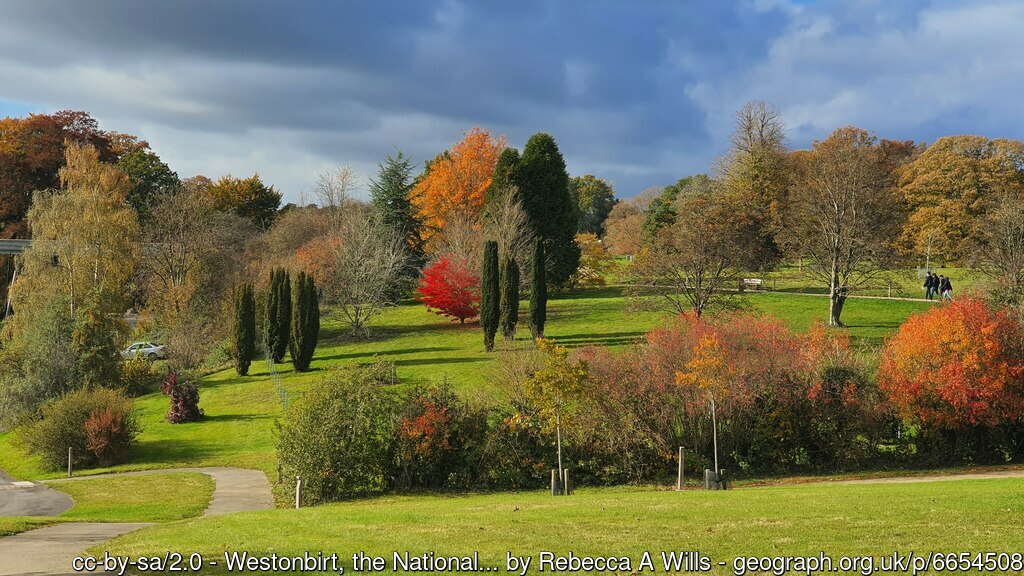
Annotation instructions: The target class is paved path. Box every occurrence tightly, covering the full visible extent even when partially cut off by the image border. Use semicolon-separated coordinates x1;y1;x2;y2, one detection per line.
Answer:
0;467;272;576
834;468;1024;485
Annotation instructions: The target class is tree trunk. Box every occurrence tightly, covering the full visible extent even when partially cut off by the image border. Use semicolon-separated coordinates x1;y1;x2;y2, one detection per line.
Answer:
829;291;846;327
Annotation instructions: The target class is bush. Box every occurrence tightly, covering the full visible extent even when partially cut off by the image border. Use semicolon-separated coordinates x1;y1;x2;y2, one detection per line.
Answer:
277;365;398;503
119;355;162;397
160;369;204;423
20;387;139;471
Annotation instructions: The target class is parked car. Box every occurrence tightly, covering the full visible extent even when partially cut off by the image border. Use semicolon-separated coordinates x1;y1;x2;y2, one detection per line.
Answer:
121;342;167;360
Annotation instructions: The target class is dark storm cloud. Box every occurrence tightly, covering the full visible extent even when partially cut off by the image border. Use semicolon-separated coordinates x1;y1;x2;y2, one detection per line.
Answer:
1;0;1023;199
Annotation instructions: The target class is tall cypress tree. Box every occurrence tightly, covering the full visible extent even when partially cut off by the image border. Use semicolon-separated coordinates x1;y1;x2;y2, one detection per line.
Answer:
500;256;520;341
518;132;580;288
289;272;320;372
233;283;255;376
265;268;291;363
529;238;547;339
481;241;500;352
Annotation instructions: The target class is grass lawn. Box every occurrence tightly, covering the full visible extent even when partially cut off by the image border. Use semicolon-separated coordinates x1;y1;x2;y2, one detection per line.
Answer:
0;472;213;537
0;287;934;481
99;478;1024;575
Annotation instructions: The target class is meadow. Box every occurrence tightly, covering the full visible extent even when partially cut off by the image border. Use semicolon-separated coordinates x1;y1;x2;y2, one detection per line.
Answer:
0;287;934;481
98;477;1024;575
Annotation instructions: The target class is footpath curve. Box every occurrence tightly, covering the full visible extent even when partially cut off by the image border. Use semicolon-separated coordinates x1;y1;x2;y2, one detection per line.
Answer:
0;467;272;576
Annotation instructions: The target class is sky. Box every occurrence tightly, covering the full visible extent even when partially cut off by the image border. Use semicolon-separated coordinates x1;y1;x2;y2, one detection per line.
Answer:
2;0;1023;203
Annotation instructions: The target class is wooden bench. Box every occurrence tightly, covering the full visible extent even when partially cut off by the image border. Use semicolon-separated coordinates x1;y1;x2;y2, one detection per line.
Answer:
741;278;763;291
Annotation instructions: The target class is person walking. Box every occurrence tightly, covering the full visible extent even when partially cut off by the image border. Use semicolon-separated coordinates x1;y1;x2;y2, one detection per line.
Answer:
940;275;954;302
923;272;936;300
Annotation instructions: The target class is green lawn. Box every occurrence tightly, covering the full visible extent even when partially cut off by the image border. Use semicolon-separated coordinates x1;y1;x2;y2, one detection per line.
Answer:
0;472;213;537
98;478;1024;575
0;287;933;481
763;265;984;297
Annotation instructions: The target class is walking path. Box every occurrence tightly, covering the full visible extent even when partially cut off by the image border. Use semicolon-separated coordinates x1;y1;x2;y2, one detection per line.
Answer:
0;467;272;576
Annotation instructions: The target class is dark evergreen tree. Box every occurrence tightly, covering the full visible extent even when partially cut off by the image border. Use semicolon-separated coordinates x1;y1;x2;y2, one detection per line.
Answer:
500;256;520;341
487;147;521;202
517;133;579;288
529;238;547;338
370;150;426;276
233;283;256;376
265;269;291;363
289;272;320;372
481;241;500;352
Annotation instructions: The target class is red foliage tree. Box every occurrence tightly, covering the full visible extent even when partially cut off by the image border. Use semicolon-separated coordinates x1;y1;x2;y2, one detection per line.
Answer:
417;255;480;323
879;298;1024;430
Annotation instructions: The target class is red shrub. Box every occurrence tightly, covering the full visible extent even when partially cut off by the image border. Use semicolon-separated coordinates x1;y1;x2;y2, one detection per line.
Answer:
417;255;480;323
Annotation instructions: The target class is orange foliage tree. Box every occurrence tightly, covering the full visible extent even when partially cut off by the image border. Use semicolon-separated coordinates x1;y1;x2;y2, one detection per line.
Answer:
879;298;1024;431
411;127;506;243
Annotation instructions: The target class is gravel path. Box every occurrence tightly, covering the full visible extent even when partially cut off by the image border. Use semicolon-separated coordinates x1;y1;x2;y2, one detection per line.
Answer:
0;467;272;576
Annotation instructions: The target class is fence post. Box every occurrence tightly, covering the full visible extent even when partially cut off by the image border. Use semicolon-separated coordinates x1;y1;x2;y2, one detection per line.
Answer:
676;447;684;490
563;469;570;496
295;476;302;509
550;469;558;496
67;447;72;478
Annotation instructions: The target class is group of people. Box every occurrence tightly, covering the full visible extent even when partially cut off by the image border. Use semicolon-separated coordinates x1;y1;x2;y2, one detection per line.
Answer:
923;272;953;301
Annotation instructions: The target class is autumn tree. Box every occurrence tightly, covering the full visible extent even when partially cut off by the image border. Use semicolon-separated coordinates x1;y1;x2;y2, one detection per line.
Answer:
411;128;505;244
517;133;580;288
879;298;1024;459
570;233;615;287
569;174;617;236
899;136;1023;265
10;143;140;320
525;338;588;489
715;101;790;270
204;173;282;230
481;241;500;352
417;255;480;324
785;127;910;326
603;202;644;257
233;283;256;376
629;185;747;317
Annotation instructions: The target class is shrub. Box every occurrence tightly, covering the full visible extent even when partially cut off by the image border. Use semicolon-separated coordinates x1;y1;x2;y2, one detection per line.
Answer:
119;355;162;397
21;387;139;471
233;283;256;376
160;369;204;423
289;272;320;372
499;257;520;341
276;365;398;503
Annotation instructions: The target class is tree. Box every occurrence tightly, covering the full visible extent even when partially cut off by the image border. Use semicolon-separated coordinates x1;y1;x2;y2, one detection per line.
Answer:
569;175;617;236
500;256;520;341
9;142;139;321
72;295;125;386
976;192;1024;304
517;133;580;288
488;147;521;202
603;202;644;257
525;338;588;490
233;283;256;376
899;136;1023;265
481;241;500;352
203;173;282;230
370;150;426;272
629;187;746;317
785;127;909;326
289;272;320;372
482;184;533;266
411;128;506;243
529;238;547;338
265;269;291;363
715;101;790;271
323;205;411;336
116;148;179;221
641;183;680;240
570;233;615;288
879;298;1024;450
417;255;479;324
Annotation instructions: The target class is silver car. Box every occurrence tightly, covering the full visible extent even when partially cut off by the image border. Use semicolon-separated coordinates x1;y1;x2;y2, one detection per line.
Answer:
121;342;167;360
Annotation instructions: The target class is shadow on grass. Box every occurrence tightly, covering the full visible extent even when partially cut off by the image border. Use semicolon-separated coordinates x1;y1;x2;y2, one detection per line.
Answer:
554;286;625;300
317;347;458;362
132;438;223;463
548;330;646;348
393;357;486;367
201;413;277;423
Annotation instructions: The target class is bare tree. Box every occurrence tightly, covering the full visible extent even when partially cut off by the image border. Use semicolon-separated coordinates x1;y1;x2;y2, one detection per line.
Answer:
628;187;746;316
786;127;908;326
483;185;533;266
974;192;1024;304
435;211;485;274
313;166;358;226
326;204;410;336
